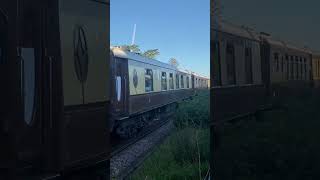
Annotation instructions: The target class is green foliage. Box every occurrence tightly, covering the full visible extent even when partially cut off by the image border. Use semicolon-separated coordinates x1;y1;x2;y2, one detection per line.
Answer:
131;90;210;180
174;90;210;129
121;44;160;59
122;44;141;53
169;58;179;67
215;91;320;180
131;128;210;180
142;49;160;59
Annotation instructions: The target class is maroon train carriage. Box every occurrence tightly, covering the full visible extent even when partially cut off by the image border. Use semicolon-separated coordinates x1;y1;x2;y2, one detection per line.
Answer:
260;32;313;98
192;72;210;95
110;47;209;138
1;0;110;178
311;53;320;88
211;20;316;124
211;21;268;124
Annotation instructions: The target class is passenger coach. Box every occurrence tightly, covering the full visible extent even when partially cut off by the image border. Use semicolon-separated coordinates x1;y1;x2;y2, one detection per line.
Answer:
110;47;206;138
1;0;110;178
212;20;315;122
212;21;267;122
312;53;320;88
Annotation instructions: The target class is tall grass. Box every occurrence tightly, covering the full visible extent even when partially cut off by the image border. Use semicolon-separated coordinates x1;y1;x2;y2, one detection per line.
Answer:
215;91;320;180
174;90;210;129
131;90;210;180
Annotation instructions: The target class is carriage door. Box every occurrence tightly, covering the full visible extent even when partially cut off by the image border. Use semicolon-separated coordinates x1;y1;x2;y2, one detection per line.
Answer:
0;8;8;119
114;58;128;117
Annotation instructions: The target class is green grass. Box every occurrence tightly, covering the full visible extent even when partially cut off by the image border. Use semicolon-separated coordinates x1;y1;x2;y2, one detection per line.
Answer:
215;91;320;180
131;90;210;180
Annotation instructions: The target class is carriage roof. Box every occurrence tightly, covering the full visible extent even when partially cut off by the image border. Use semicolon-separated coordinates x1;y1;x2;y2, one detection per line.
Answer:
262;35;311;54
111;47;178;71
213;20;260;41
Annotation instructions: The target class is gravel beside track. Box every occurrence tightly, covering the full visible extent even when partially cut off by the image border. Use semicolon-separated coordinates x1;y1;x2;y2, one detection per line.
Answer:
110;120;173;179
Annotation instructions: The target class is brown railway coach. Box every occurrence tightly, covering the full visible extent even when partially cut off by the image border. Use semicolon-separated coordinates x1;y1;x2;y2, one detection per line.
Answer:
211;21;268;124
1;0;110;178
312;53;320;88
260;33;313;98
110;47;208;138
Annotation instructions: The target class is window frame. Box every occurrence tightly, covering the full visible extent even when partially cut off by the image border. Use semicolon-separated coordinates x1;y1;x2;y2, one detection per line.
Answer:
186;76;190;88
212;41;222;86
176;73;180;89
181;74;184;88
290;56;294;79
145;68;154;92
226;43;236;85
245;47;253;84
161;71;168;91
169;73;174;90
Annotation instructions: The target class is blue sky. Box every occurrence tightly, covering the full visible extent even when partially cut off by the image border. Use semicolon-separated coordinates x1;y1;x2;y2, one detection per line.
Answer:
111;0;210;77
220;0;320;52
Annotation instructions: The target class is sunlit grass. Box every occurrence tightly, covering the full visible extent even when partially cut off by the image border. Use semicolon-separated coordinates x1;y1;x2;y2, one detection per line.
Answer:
131;90;210;180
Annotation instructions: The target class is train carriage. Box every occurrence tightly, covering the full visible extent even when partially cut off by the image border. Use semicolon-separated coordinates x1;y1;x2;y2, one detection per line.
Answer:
312;53;320;88
260;34;313;97
1;0;110;178
212;21;267;122
110;47;196;138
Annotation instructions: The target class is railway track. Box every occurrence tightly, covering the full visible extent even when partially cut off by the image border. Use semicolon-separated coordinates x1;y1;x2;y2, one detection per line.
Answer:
111;118;174;180
119;123;173;180
111;117;171;157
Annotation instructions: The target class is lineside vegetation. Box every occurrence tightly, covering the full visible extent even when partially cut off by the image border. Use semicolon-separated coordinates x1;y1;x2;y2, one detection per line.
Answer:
132;90;210;180
215;90;320;180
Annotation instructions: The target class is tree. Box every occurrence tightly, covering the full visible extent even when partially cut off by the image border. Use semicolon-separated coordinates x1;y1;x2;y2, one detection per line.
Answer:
169;58;179;67
121;44;160;59
142;49;160;59
121;44;141;53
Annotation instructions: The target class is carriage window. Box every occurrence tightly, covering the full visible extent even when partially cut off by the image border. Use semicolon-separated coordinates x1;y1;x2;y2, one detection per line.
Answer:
116;76;121;101
316;60;320;77
186;76;190;88
245;47;253;84
290;56;294;79
20;11;37;126
176;74;179;89
300;57;303;79
286;54;290;80
295;56;299;79
169;73;174;90
161;72;167;90
181;75;184;88
318;60;320;77
212;41;221;86
145;69;153;92
304;58;307;79
274;53;279;72
281;56;284;73
226;43;236;85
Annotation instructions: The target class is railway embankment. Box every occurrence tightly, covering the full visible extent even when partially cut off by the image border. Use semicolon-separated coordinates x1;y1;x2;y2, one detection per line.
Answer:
131;90;210;179
214;91;320;180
